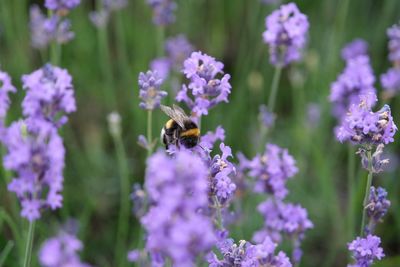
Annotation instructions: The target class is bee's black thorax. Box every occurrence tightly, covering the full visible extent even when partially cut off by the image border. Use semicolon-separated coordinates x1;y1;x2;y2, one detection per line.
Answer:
162;119;200;149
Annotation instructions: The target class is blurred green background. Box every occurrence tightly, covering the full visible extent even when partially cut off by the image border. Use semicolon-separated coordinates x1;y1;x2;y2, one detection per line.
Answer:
1;0;400;266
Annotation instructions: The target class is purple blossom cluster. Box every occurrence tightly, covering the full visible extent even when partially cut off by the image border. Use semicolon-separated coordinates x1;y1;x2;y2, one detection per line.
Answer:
30;5;75;49
140;150;215;266
259;104;276;129
238;143;298;199
22;64;77;127
253;199;313;242
348;235;384;267
0;70;16;140
263;2;309;66
177;51;232;117
208;235;292;267
381;23;400;96
5;121;65;221
341;39;368;61
138;70;168;110
89;0;128;28
45;0;80;11
151;35;194;79
1;65;76;221
39;231;91;267
146;0;177;26
329;55;376;118
365;186;391;234
335;93;397;145
209;143;237;204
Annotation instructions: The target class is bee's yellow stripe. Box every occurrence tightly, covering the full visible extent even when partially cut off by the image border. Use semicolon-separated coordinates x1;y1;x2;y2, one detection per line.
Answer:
166;119;175;129
180;128;200;137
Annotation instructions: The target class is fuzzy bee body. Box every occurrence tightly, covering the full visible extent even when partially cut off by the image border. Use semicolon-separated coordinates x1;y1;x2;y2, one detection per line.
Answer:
160;105;200;149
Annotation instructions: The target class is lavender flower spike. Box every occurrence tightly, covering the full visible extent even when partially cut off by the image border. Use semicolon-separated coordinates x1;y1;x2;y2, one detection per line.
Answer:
336;93;397;145
146;0;177;26
45;0;81;12
141;150;215;266
348;235;384;267
138;70;167;110
5;120;65;221
387;23;400;64
39;231;91;267
263;2;309;66
341;39;368;61
22;64;76;127
365;186;391;234
177;51;232;117
0;70;16;128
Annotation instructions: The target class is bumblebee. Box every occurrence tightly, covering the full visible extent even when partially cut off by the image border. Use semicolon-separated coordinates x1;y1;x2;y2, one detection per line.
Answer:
160;105;200;149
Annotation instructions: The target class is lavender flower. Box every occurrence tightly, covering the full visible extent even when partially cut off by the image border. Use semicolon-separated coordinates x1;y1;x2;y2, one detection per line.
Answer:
348;235;384;267
199;126;225;150
341;39;368;61
380;24;400;97
138;70;167;110
130;183;147;218
306;103;321;129
381;67;400;95
141;151;215;266
208;236;292;267
357;144;390;173
22;64;76;127
150;57;171;80
254;199;313;245
0;70;16;128
238;143;298;199
146;0;177;26
336;93;397;145
89;0;127;28
209;143;237;204
45;0;81;11
39;231;90;267
387;23;400;64
365;187;391;233
259;104;276;129
262;2;309;66
30;6;75;49
165;35;194;71
4;120;65;221
177;51;232;117
329;55;376;118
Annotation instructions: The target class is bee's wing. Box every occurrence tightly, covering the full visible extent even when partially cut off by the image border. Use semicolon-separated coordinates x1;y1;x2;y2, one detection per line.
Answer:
160;105;186;129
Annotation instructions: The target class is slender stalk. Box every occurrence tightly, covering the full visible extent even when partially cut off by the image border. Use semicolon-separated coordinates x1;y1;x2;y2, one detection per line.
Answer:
213;196;223;230
360;150;373;236
156;26;165;57
22;220;36;267
267;65;282;114
47;10;61;66
0;240;14;267
113;132;130;267
147;110;153;157
347;145;355;241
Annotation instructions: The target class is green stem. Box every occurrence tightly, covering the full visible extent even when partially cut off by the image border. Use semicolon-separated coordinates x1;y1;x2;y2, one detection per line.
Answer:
22;220;36;267
0;241;14;267
347;145;355;242
96;0;116;110
360;150;373;236
47;10;61;66
113;133;130;267
147;110;153;157
267;65;282;114
213;196;223;230
156;27;165;57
